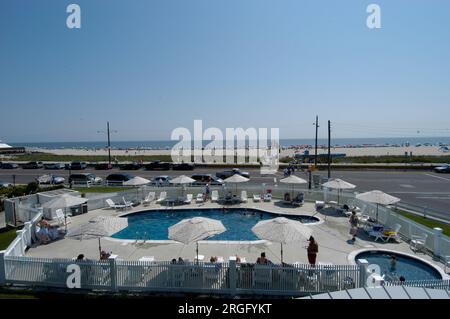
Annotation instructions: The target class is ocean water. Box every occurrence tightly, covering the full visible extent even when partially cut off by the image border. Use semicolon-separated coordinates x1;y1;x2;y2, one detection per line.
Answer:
8;137;450;150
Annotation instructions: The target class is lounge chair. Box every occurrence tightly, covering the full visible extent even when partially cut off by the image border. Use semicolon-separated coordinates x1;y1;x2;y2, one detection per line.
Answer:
410;234;427;252
369;224;401;242
211;190;219;202
263;193;272;202
253;194;261;202
184;194;193;204
240;190;248;203
292;193;304;206
122;197;133;208
156;191;167;203
106;198;128;210
55;208;71;226
142;192;155;206
196;194;204;203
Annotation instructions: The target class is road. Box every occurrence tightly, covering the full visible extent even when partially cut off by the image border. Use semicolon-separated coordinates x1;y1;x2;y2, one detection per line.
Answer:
1;167;449;219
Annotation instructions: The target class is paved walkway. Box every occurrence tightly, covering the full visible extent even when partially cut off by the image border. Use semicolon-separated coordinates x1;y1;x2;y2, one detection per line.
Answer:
25;200;448;276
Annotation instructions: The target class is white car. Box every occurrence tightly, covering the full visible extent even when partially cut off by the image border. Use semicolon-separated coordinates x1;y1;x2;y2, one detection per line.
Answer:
37;174;66;185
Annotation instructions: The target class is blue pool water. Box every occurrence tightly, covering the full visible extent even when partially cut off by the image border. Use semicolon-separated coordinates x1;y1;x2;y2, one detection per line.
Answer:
356;251;442;281
112;208;318;241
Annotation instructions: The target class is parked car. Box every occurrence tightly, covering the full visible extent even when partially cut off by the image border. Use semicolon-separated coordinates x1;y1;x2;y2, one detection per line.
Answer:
215;168;250;179
172;163;195;170
68;161;87;170
36;174;65;185
105;173;134;185
191;174;224;186
95;163;112;170
144;160;171;170
151;175;172;186
69;173;103;185
22;161;44;169
434;164;450;173
0;182;13;188
119;162;143;170
1;163;19;169
44;162;66;170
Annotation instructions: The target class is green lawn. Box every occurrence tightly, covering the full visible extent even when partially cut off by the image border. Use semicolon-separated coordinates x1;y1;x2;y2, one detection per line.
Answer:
0;229;17;250
393;209;450;237
74;187;129;193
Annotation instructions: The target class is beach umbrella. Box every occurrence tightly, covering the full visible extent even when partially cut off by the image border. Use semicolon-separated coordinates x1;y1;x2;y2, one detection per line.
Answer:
41;194;87;232
123;176;151;202
252;217;312;263
322;178;356;205
170;175;196;198
280;175;307;200
224;174;249;195
67;216;128;258
356;190;400;223
168;217;226;263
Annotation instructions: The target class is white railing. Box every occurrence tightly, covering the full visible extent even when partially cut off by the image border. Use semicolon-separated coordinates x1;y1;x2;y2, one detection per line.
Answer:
1;256;363;295
385;279;450;289
4;210;43;257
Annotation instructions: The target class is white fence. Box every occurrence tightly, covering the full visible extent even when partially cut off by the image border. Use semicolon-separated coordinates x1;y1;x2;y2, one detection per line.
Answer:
0;256;363;296
385;279;450;290
4;210;43;257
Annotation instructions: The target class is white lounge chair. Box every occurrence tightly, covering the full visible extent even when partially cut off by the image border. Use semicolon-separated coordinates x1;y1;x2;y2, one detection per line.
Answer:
156;191;167;203
410;234;427;252
211;190;219;202
240;190;248;203
122;197;133;208
263;193;272;202
106;198;127;210
184;194;193;204
253;194;261;202
55;209;71;226
142;192;155;206
369;224;401;242
196;194;204;203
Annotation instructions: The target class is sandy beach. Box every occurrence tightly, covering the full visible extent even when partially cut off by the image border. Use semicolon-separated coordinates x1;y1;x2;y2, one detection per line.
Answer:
27;145;449;157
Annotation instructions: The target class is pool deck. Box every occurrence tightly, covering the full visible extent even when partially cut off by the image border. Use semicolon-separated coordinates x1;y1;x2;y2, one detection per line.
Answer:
26;200;449;277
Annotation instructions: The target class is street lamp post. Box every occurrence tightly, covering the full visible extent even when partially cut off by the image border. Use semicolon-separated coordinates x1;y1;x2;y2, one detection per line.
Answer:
98;121;117;168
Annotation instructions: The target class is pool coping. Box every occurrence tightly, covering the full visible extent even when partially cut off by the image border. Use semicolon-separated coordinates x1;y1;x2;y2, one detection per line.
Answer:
347;248;450;280
107;205;322;244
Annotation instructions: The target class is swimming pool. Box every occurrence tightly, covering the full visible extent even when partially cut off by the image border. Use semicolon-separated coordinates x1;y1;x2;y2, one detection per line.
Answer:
355;251;442;281
112;208;319;241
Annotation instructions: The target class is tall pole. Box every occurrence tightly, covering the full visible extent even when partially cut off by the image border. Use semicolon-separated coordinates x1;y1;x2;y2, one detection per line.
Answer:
327;120;331;179
314;115;319;167
107;121;111;168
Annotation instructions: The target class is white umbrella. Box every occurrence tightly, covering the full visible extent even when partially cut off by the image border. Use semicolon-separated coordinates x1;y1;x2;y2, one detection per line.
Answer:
356;190;400;222
322;178;356;205
224;174;249;195
41;194;87;232
68;216;128;257
123;176;151;202
252;217;312;263
123;176;151;186
168;217;226;263
280;175;307;200
170;175;196;198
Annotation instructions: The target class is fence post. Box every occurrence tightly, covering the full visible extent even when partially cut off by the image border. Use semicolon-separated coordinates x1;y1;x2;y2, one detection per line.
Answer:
433;227;443;259
16;230;25;256
109;257;118;292
229;260;237;294
0;250;5;286
358;260;369;287
24;222;32;247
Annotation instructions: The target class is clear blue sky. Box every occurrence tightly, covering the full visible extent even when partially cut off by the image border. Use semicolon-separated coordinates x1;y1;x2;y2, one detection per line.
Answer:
1;0;450;142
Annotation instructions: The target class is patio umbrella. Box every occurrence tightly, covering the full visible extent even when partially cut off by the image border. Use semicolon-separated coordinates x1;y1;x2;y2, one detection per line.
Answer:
123;176;151;201
252;217;312;263
322;178;356;205
356;190;400;223
280;175;307;200
67;216;128;258
41;194;87;232
168;217;226;263
170;175;196;198
224;174;249;195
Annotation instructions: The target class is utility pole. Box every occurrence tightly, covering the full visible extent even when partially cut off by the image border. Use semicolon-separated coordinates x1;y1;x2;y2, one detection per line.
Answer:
328;120;331;179
98;122;117;168
314;115;319;167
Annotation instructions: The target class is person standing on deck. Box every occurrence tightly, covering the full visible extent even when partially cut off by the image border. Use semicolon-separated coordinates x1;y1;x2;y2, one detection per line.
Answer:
307;236;318;265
